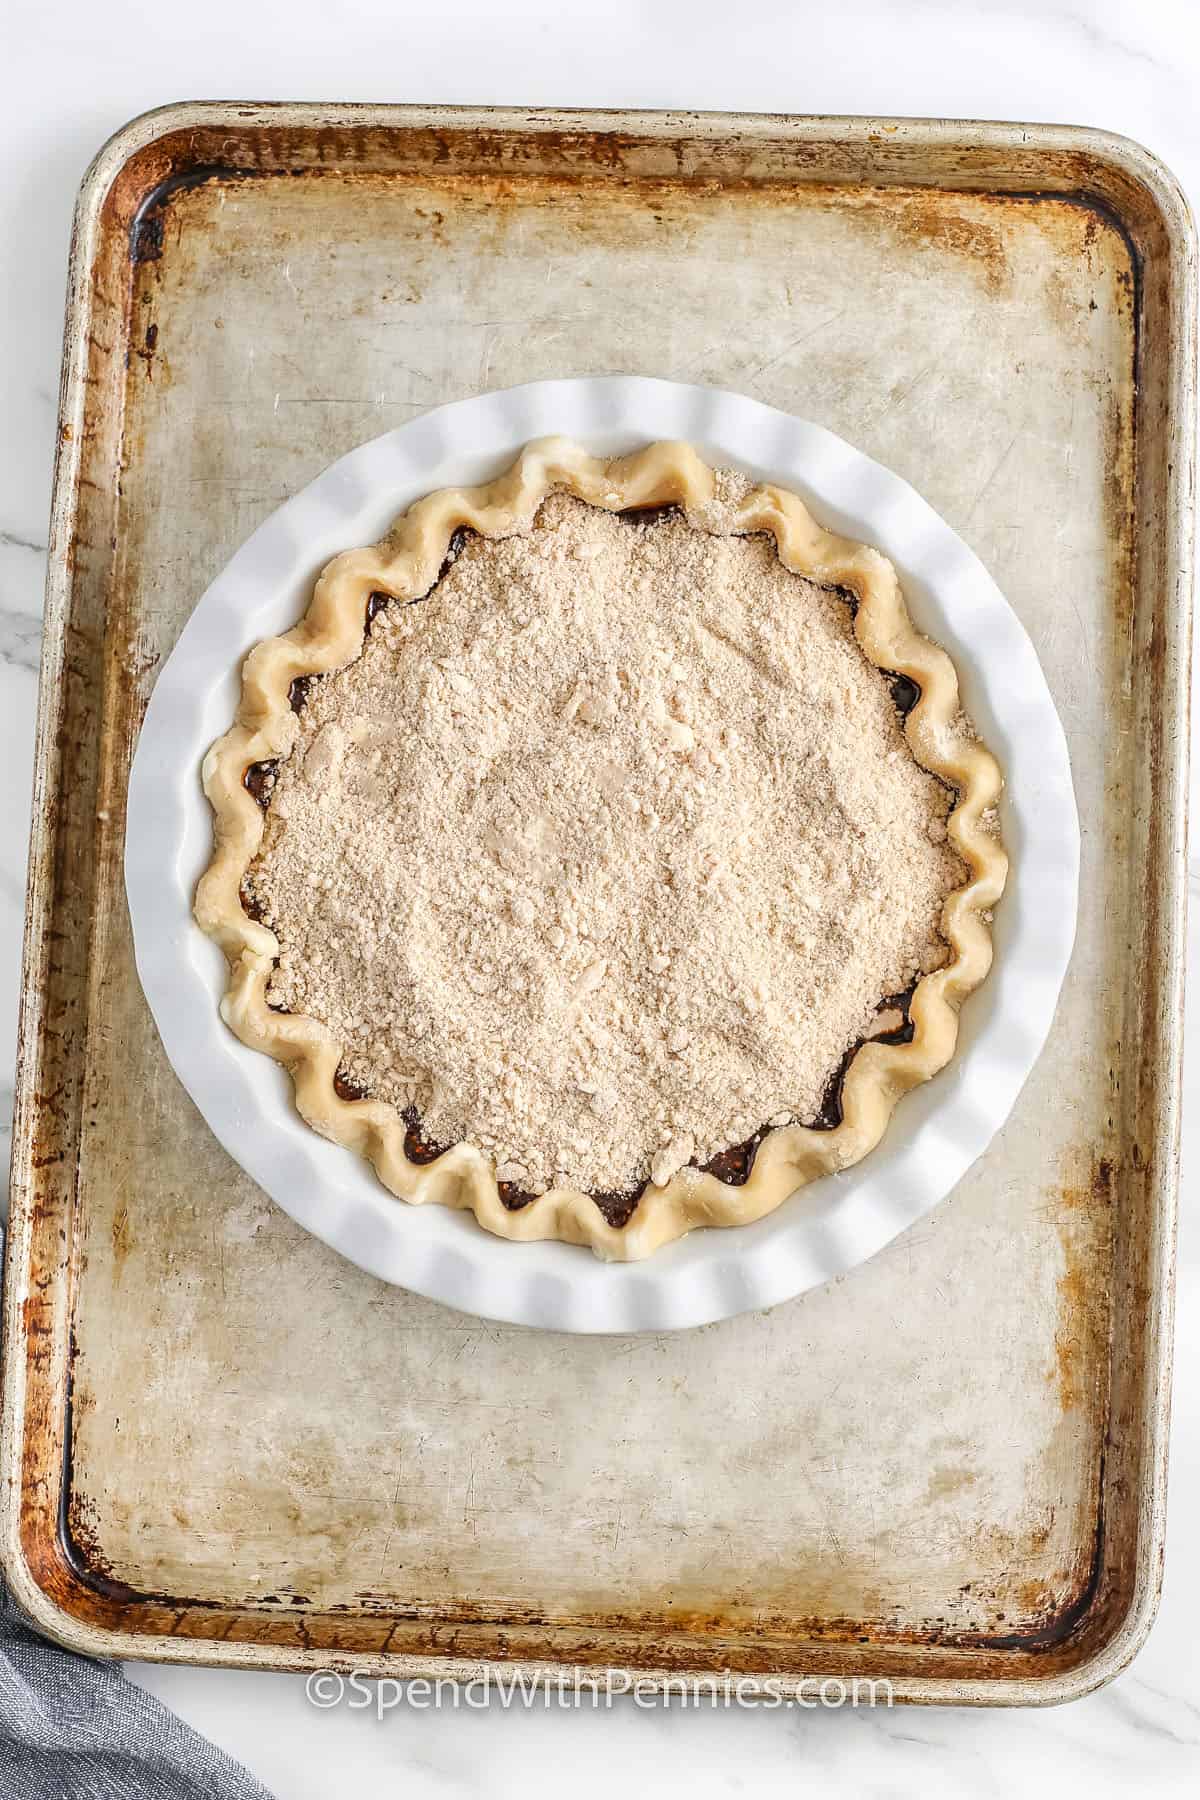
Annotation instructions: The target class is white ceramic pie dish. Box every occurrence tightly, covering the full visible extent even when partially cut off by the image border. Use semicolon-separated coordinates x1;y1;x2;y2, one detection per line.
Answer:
125;376;1079;1333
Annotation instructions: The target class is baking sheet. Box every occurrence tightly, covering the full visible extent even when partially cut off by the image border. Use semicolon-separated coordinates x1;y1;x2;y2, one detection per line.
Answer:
1;105;1192;1704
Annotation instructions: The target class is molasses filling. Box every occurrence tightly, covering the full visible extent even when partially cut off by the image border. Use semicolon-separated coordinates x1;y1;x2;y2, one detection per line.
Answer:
240;486;965;1218
402;1108;449;1166
888;672;921;717
332;1066;369;1102
243;759;278;807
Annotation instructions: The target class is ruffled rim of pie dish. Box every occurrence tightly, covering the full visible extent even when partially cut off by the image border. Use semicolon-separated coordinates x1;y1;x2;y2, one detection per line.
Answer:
195;438;1009;1263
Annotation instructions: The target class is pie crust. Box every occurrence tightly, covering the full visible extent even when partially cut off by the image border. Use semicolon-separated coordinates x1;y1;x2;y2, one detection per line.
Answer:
196;439;1008;1262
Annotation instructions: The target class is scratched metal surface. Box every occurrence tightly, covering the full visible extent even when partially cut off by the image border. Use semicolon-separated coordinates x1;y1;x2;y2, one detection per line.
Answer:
1;108;1191;1701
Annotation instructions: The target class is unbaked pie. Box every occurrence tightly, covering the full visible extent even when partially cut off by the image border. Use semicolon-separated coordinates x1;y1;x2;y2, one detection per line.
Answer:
196;439;1007;1260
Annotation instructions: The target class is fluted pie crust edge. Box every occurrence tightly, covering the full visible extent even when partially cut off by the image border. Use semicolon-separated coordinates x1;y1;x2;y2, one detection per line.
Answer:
195;438;1009;1262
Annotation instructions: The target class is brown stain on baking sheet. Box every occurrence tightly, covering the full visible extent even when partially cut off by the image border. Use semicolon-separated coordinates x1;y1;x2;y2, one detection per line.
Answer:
129;165;273;264
1052;1154;1115;1415
1054;1267;1090;1412
121;137;1133;299
857;188;1010;294
955;1461;1106;1655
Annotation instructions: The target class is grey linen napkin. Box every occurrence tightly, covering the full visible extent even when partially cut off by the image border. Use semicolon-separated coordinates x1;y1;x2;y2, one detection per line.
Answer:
0;1576;274;1800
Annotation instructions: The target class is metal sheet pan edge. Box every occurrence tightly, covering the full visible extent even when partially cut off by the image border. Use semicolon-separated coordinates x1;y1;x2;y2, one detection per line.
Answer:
1;102;1194;1705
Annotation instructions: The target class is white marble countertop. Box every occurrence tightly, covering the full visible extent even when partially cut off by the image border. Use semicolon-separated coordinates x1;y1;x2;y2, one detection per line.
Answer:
2;2;1198;1794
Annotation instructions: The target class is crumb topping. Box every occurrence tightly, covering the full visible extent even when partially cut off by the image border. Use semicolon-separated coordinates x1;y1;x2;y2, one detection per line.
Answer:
247;486;966;1196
